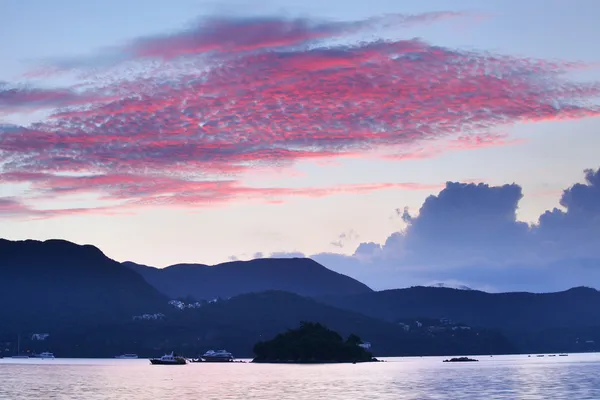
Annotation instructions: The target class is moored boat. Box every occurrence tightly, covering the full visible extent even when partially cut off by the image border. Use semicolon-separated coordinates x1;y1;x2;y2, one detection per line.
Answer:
201;349;234;362
149;352;186;365
443;357;478;362
32;352;55;359
115;354;138;359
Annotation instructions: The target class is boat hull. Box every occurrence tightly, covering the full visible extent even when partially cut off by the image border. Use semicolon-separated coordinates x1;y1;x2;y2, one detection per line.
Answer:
202;357;234;362
150;359;186;365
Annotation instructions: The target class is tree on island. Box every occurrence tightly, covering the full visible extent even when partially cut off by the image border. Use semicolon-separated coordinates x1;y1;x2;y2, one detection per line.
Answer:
252;321;376;363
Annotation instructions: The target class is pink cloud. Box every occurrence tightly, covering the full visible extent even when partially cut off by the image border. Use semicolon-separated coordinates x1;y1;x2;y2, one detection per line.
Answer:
0;196;126;219
2;13;599;214
131;12;467;59
125;180;442;208
0;171;437;200
0;197;34;217
4;41;596;175
0;84;116;114
384;133;526;161
27;12;466;76
0;172;437;218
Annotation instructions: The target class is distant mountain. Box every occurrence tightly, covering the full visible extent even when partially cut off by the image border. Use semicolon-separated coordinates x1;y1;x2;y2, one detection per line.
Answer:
318;286;600;332
4;237;599;356
0;239;167;333
124;258;373;300
24;291;516;358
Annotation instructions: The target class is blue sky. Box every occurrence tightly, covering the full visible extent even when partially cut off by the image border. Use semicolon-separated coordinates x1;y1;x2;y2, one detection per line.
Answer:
1;0;599;292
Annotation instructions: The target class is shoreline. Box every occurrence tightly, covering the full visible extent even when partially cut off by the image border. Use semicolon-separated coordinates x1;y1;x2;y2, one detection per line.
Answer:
2;352;593;361
251;358;382;364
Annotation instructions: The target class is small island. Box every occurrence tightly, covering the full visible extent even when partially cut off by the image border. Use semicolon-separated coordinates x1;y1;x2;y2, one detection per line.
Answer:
252;322;379;363
443;357;479;362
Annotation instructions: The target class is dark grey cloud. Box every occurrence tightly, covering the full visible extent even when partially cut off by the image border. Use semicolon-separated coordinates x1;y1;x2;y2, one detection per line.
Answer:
272;167;600;292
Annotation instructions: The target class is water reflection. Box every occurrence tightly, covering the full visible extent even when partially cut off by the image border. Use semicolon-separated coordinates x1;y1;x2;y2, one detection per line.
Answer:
1;354;600;399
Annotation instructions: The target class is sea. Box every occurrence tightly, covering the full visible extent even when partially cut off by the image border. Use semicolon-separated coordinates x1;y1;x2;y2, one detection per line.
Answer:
2;353;600;399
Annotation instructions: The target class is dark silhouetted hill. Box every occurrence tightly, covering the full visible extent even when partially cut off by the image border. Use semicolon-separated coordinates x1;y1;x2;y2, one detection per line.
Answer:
22;291;515;358
5;238;598;356
123;258;372;300
0;239;167;333
252;321;376;363
318;286;600;333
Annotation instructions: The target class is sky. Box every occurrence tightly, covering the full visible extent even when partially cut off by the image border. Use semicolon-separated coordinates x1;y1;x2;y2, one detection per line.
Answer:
1;0;599;293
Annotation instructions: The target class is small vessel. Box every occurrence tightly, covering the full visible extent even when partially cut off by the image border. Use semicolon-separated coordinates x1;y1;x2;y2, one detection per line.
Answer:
32;352;55;359
201;349;234;362
443;357;478;363
149;352;186;365
115;354;139;359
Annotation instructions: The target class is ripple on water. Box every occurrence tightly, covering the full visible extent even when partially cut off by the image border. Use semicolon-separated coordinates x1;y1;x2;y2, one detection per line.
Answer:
1;354;600;399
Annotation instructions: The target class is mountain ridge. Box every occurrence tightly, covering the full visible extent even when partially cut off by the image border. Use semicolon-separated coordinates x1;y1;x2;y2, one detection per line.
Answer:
0;238;168;333
124;257;373;300
317;285;600;332
3;237;600;356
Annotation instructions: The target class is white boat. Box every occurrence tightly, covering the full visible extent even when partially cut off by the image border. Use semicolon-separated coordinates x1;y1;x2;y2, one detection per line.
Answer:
32;352;55;359
115;354;138;359
201;349;234;362
149;352;186;365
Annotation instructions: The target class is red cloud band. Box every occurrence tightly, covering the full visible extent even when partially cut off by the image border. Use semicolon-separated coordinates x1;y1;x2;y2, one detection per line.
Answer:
0;172;440;218
1;13;599;215
0;85;116;114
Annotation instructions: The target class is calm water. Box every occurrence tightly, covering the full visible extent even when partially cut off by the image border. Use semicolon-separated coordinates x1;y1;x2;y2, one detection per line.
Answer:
2;354;600;399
